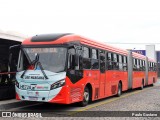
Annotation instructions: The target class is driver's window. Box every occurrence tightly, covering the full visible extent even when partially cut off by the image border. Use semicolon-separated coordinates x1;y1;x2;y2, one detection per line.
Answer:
17;51;30;72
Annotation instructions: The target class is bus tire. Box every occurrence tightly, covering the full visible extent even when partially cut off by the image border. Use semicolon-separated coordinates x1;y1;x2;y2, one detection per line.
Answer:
117;82;122;97
79;87;89;107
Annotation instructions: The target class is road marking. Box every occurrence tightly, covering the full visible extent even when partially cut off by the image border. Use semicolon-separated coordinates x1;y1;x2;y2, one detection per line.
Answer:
8;102;43;111
68;87;153;116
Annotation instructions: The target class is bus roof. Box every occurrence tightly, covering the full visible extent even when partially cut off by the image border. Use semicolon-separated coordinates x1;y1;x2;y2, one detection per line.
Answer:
132;52;146;60
22;33;156;62
23;33;128;55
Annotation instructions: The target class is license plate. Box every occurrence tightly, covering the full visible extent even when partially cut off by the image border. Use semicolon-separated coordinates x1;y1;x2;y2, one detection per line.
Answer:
20;85;31;90
29;96;38;101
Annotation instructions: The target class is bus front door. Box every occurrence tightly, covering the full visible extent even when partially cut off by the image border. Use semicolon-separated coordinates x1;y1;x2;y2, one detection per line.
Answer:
99;51;106;98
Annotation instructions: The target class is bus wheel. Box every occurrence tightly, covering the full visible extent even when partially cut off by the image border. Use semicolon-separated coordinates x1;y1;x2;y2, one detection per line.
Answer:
79;87;89;107
117;83;122;97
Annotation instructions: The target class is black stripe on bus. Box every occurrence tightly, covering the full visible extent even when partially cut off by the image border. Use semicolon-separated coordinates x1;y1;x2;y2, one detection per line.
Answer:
31;33;72;42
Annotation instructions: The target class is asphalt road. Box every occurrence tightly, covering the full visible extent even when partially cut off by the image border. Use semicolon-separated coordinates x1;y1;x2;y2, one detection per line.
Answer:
0;80;160;120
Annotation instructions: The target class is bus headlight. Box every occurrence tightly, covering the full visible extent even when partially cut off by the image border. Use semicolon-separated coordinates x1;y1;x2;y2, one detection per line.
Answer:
15;80;19;88
50;79;65;90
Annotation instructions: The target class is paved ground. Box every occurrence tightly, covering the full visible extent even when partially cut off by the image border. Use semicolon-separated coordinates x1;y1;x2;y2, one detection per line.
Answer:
0;80;160;120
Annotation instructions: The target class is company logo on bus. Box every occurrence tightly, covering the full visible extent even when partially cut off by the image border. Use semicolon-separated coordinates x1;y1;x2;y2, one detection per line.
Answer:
24;76;45;80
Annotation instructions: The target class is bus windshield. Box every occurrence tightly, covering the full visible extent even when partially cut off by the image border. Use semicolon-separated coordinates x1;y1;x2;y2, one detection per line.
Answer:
20;47;67;73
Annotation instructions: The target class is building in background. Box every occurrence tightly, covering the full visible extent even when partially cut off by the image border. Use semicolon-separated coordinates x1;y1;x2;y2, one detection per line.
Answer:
0;30;26;66
146;45;156;62
131;45;160;77
132;45;156;61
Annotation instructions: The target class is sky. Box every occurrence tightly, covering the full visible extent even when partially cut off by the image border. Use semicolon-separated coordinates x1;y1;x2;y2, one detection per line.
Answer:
0;0;160;50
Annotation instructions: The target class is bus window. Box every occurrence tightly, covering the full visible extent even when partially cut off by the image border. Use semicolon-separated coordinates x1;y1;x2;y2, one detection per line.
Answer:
83;47;90;58
83;47;91;69
139;60;142;71
150;62;152;71
113;53;118;70
148;62;151;71
17;50;30;72
142;60;145;71
107;52;112;70
119;55;123;70
100;50;105;73
91;49;99;69
153;63;155;71
113;54;117;62
137;59;140;71
122;56;127;71
91;49;98;59
133;59;137;71
154;63;157;71
151;62;153;71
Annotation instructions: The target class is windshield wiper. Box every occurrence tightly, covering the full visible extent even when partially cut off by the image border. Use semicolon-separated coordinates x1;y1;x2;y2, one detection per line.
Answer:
34;61;48;79
20;53;48;79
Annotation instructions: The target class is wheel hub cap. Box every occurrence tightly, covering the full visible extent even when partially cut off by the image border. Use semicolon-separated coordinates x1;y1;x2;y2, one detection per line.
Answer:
84;92;89;102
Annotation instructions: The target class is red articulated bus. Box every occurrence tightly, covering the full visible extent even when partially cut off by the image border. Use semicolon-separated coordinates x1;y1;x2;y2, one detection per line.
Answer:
14;33;157;106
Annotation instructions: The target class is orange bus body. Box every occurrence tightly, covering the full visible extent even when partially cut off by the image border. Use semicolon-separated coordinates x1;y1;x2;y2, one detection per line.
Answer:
16;34;157;104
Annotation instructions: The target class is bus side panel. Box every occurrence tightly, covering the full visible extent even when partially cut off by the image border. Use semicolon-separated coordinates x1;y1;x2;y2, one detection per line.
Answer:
122;71;128;91
105;70;128;97
64;69;102;103
148;71;157;85
89;70;100;101
66;70;101;103
154;72;158;83
99;73;105;99
65;75;84;104
148;72;151;85
105;71;112;97
132;71;145;89
50;75;87;104
49;85;69;104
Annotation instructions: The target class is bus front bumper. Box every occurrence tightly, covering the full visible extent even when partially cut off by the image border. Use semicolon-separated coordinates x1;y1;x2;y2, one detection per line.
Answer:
15;86;69;104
